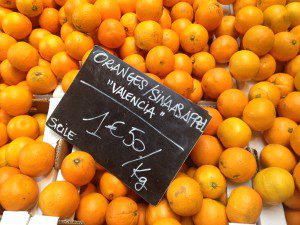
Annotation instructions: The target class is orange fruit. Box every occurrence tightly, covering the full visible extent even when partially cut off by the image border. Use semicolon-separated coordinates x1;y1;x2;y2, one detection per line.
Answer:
263;5;291;33
0;166;20;187
33;113;46;135
258;0;287;11
294;162;300;188
65;31;94;60
215;15;239;38
146;73;162;84
117;0;136;14
229;50;260;81
295;72;300;91
0;59;26;85
290;125;300;155
60;22;76;41
0;123;8;147
189;78;203;103
0;85;32;116
192;198;228;225
164;0;180;8
39;58;51;67
159;7;172;29
76;193;108;225
291;24;300;40
285;209;300;225
123;54;147;73
39;35;65;61
39;181;80;219
270;32;299;62
286;2;300;28
171;2;194;21
2;12;32;40
98;19;125;49
61;151;96;187
64;0;88;22
0;32;16;62
235;6;263;34
162;29;179;54
119;37;143;59
278;92;300;123
0;109;12;125
210;35;238;63
100;172;128;200
58;6;67;25
190;52;215;78
171;18;192;35
29;28;51;49
72;2;101;33
50;51;79;79
0;0;16;8
80;183;97;199
174;53;192;74
164;70;194;98
18;141;55;177
7;42;39;72
16;0;43;18
62;69;78;93
0;174;38;210
285;55;300;77
120;12;138;37
106;197;138;225
43;0;58;8
7;115;39;140
264;117;297;146
135;21;163;51
249;81;281;106
233;0;258;13
284;188;300;210
94;0;121;20
180;24;208;53
195;1;223;31
202;107;223;135
217;89;248;118
253;54;276;81
39;8;60;34
146;46;175;78
226;186;262;223
194;165;226;199
268;73;295;97
202;68;233;99
136;0;163;22
153;218;181;225
167;177;203;216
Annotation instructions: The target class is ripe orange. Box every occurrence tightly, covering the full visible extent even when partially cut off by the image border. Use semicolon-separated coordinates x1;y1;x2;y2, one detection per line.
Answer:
0;109;12;125
290;125;300;156
235;6;263;34
119;37;143;59
189;78;203;103
43;0;58;8
174;53;192;74
190;52;215;78
153;218;181;225
263;5;291;33
0;32;16;62
16;0;43;18
29;28;51;49
201;68;233;99
64;0;88;22
249;81;281;106
253;54;276;81
33;113;46;135
215;15;239;38
162;29;180;54
171;18;192;35
117;0;136;14
65;31;94;60
294;162;300;188
120;12;138;37
285;55;300;77
136;0;163;22
39;35;65;61
146;73;162;84
39;181;80;219
210;35;238;63
7;115;39;140
291;25;300;40
0;85;32;116
98;19;125;49
0;166;20;187
284;188;300;210
278;92;300;123
286;2;300;28
94;0;121;21
51;51;79;79
202;107;223;135
295;72;300;91
39;58;51;67
60;22;76;41
0;174;38;210
62;70;79;93
58;6;67;25
171;2;194;21
0;123;8;147
2;12;32;40
0;0;16;8
180;24;209;53
61;151;96;187
258;0;287;11
123;54;147;73
233;0;257;13
0;60;26;85
268;73;295;97
39;8;60;34
159;7;172;29
100;172;128;200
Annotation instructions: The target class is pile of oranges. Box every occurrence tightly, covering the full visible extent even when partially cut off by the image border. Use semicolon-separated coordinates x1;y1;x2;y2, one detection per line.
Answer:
0;0;299;224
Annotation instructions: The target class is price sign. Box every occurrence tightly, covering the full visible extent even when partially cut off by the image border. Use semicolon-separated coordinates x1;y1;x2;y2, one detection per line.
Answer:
46;46;211;205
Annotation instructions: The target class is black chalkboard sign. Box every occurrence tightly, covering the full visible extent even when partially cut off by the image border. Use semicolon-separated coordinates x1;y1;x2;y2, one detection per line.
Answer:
46;46;211;205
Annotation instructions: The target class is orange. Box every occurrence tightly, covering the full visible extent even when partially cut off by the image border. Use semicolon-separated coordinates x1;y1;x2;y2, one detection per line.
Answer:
210;35;238;63
226;186;262;223
171;18;192;35
235;6;263;34
5;137;34;167
0;85;32;116
146;198;180;225
194;165;226;199
180;24;209;53
153;218;181;225
135;21;163;51
268;73;295;97
16;0;43;17
202;107;223;136
80;183;97;198
164;70;194;98
76;193;108;225
98;19;125;49
7;42;39;72
285;209;300;225
137;204;147;225
192;198;228;225
0;60;26;85
26;66;58;94
36;135;44;142
0;83;8;92
264;117;297;146
171;2;193;21
117;0;136;14
94;0;121;20
263;5;291;33
285;55;300;77
72;2;101;33
164;0;180;8
29;28;51;49
290;125;300;155
159;7;172;29
65;31;94;60
0;144;8;166
233;0;258;13
0;0;16;8
55;0;67;6
100;172;128;200
64;0;88;22
0;174;38;210
19;142;55;177
106;197;138;225
294;162;300;188
249;81;281;106
43;0;58;8
286;2;300;28
167;176;202;216
120;13;138;37
217;89;248;118
217;117;252;148
136;0;163;22
33;113;46;135
195;1;223;31
39;58;51;67
253;54;276;81
39;35;65;61
50;51;79;79
146;73;162;84
0;109;12;125
58;6;67;25
60;22;76;41
39;8;60;34
123;54;147;73
17;81;31;91
146;46;175;78
119;37;143;59
229;50;260;81
189;78;203;103
39;181;80;219
162;29;179;54
0;166;20;187
215;16;239;38
201;68;233;99
61;151;96;187
258;0;287;11
2;12;32;40
190;52;215;78
278;92;300;123
0;32;16;62
284;188;300;210
7;115;39;140
62;70;78;92
174;53;192;74
295;72;300;91
0;123;8;147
